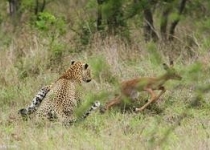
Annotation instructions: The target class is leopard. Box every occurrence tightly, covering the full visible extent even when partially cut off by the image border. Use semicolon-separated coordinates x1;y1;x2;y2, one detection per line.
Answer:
18;85;51;118
18;60;100;125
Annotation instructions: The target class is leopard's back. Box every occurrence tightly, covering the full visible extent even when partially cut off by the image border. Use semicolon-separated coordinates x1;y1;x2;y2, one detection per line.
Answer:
19;61;100;125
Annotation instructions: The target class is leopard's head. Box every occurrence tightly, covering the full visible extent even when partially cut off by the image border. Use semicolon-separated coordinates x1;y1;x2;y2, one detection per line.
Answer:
60;61;92;83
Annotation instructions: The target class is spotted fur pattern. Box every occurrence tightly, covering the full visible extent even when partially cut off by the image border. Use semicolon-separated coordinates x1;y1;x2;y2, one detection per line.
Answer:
18;85;51;117
19;61;99;125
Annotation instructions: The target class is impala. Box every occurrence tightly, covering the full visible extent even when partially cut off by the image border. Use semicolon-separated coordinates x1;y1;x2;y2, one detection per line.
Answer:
102;61;182;113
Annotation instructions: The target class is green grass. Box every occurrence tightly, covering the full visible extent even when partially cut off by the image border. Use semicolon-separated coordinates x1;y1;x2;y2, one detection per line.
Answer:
1;4;210;148
1;107;210;149
1;44;210;149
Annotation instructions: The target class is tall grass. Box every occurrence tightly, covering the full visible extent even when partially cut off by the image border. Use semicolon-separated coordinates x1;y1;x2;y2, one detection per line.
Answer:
0;31;209;149
0;1;210;149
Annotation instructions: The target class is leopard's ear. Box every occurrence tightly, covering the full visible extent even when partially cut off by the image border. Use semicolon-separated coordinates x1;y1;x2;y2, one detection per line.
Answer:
71;61;75;65
84;63;89;69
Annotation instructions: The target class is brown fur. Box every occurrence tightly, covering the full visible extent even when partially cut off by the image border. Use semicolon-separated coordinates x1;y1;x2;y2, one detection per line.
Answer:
35;61;92;124
103;61;182;113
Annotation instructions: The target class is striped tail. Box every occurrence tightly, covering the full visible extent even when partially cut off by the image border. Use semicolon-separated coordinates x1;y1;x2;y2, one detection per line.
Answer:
68;101;101;125
81;101;101;119
18;85;51;118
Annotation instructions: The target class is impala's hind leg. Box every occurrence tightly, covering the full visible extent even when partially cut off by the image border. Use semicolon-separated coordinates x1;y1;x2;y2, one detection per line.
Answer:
100;96;121;113
156;86;166;101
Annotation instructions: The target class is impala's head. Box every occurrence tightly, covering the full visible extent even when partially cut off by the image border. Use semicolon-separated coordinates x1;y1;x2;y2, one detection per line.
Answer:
163;61;182;80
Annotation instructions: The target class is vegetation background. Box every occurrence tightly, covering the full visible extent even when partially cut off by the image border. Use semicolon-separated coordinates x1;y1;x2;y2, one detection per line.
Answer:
0;0;210;149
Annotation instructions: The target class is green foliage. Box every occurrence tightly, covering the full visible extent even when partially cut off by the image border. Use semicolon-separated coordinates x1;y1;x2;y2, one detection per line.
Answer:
88;55;118;84
15;58;40;79
20;0;34;10
1;1;210;149
0;13;3;24
147;42;162;65
35;12;66;36
197;18;210;34
186;62;202;81
35;12;56;31
169;12;181;22
0;32;11;48
34;12;67;64
126;0;144;19
195;84;210;108
49;42;66;64
185;0;210;18
102;0;124;22
3;124;14;134
88;56;108;78
100;0;130;39
0;88;13;104
78;19;95;46
85;0;97;9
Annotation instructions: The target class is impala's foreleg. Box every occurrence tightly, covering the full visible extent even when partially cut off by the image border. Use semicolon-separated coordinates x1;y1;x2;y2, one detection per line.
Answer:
135;87;166;112
156;86;166;100
135;88;157;112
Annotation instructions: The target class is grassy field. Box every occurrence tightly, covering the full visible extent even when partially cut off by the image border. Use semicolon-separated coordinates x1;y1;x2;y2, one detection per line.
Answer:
1;1;210;149
0;34;210;150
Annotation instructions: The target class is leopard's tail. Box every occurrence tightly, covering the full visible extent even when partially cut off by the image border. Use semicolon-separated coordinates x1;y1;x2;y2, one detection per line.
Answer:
68;101;100;125
81;101;101;119
18;85;51;118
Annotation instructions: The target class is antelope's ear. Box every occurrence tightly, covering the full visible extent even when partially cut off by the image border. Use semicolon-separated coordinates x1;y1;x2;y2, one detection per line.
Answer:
84;63;89;69
163;63;169;70
170;60;174;66
71;61;75;65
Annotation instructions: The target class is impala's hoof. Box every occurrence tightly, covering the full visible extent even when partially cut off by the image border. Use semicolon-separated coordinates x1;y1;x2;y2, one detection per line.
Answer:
133;107;138;113
99;106;107;114
134;107;143;113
